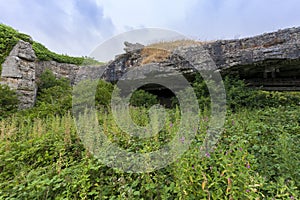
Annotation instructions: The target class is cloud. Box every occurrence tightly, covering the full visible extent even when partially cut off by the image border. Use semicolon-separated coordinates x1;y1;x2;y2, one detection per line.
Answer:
95;0;199;32
173;0;300;40
0;0;115;56
0;0;299;59
90;28;187;61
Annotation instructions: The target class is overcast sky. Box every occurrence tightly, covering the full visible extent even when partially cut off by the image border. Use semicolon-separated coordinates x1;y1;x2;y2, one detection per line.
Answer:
0;0;299;60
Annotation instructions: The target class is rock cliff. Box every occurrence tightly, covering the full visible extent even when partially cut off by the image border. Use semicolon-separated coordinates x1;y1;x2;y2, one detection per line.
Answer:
104;27;300;90
0;40;81;109
1;27;300;109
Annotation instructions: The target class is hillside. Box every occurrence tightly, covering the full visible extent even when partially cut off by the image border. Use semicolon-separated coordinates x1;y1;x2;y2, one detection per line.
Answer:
0;24;299;199
0;24;84;73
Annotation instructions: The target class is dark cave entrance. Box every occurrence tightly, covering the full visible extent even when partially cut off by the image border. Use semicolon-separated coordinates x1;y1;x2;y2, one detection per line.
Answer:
138;84;177;108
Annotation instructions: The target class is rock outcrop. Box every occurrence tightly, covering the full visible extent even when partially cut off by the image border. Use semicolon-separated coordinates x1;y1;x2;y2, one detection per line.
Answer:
0;40;82;109
0;40;37;109
124;41;144;53
1;27;300;109
104;27;300;90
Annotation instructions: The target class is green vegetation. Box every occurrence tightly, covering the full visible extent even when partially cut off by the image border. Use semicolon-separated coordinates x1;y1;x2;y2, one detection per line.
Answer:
1;23;298;198
82;56;105;66
130;89;159;108
0;105;299;199
0;24;32;72
0;24;106;74
0;85;18;120
172;74;300;111
95;79;115;108
32;42;84;65
0;70;300;199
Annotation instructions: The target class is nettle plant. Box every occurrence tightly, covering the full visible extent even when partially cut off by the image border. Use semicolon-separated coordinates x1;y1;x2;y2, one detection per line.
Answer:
1;105;299;199
0;84;18;119
0;68;299;199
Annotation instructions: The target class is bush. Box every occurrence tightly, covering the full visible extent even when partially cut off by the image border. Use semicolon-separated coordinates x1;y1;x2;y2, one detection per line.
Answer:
32;42;84;65
37;69;70;91
34;70;72;117
223;76;256;110
1;107;299;199
0;23;84;75
130;89;159;108
0;24;32;73
95;80;115;107
82;56;104;66
0;84;18;119
219;76;300;110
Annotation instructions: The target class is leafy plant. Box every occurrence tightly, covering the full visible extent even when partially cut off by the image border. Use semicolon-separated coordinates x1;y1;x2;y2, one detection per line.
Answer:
130;89;159;108
0;84;18;119
1;106;299;199
0;23;84;75
32;42;84;65
95;80;115;108
0;24;32;73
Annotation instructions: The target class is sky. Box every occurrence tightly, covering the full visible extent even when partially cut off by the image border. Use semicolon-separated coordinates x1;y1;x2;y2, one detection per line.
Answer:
0;0;299;61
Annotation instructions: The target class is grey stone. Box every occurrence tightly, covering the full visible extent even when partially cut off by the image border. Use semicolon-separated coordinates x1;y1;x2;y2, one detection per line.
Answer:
124;41;144;53
2;26;300;109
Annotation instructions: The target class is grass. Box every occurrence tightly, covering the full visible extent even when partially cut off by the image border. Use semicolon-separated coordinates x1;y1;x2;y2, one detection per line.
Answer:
147;39;209;50
140;48;171;64
0;105;299;199
139;39;209;65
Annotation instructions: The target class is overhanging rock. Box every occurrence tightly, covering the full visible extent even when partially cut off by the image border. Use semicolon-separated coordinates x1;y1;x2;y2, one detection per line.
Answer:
103;27;300;90
1;27;300;109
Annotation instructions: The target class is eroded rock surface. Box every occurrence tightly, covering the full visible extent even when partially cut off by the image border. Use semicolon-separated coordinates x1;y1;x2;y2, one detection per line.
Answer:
1;27;300;109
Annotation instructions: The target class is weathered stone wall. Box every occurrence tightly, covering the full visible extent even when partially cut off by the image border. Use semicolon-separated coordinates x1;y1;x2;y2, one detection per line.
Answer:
0;40;83;109
0;40;108;109
36;61;79;85
104;27;300;90
1;27;300;109
202;27;300;70
106;27;300;79
0;40;37;109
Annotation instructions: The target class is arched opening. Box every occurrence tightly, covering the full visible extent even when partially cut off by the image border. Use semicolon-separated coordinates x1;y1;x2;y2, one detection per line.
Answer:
138;84;177;108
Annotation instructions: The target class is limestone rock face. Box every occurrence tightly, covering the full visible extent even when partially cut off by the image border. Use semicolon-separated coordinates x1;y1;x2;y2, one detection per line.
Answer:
36;61;79;85
1;27;300;109
1;41;83;109
9;40;36;62
104;27;300;90
201;27;300;71
0;40;108;109
124;41;144;53
1;40;37;109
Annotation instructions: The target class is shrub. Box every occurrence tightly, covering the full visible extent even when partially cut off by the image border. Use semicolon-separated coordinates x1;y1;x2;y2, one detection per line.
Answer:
37;69;70;91
95;80;115;107
0;24;32;73
82;56;104;66
223;76;255;110
222;76;300;110
32;42;84;65
130;89;159;108
34;70;72;117
0;84;18;119
1;107;299;199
